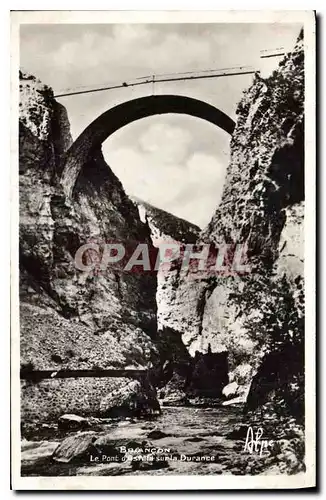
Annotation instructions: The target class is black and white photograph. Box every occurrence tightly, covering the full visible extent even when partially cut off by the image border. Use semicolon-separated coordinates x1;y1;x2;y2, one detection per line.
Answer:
11;10;316;490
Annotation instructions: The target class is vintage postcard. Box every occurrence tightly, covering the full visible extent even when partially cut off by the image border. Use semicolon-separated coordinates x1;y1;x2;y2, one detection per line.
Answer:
11;10;316;490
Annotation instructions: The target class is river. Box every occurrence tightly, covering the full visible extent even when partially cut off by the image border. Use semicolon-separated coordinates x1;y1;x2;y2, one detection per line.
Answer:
21;405;302;476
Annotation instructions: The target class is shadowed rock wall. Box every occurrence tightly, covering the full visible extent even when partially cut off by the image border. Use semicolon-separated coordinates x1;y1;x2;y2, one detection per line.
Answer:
156;31;305;416
19;72;159;420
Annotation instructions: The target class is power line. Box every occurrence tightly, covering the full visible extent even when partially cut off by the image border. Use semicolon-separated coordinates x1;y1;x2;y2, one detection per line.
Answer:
54;49;286;99
54;67;257;98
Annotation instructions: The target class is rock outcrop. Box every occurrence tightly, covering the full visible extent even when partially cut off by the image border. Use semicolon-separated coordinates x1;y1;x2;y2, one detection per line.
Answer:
156;31;305;419
58;414;90;431
99;377;161;418
133;201;231;402
133;198;200;333
19;71;159;420
133;198;200;246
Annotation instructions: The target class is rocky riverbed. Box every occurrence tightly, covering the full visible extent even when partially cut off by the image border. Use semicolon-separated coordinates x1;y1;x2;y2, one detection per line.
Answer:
21;405;305;477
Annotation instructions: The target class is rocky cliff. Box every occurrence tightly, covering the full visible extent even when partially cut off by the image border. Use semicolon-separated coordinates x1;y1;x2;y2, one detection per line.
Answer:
132;198;200;333
157;31;305;416
132;198;200;246
131;199;229;405
19;72;159;420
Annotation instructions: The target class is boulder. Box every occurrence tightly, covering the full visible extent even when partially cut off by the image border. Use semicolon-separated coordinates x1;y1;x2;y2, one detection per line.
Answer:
159;371;189;406
162;394;189;407
52;432;97;463
147;429;169;440
99;379;161;418
222;381;239;400
52;431;124;464
222;396;246;407
58;414;90;431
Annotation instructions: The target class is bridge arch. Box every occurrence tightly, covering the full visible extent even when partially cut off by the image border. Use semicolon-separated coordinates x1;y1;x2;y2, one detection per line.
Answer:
60;95;235;197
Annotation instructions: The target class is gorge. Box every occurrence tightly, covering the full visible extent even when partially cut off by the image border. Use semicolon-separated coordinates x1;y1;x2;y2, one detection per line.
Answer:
19;31;305;476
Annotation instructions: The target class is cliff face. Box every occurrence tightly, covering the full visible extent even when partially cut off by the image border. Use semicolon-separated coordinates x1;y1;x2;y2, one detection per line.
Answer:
133;198;200;246
19;30;305;422
19;72;159;420
132;198;200;333
132;201;231;404
158;32;305;412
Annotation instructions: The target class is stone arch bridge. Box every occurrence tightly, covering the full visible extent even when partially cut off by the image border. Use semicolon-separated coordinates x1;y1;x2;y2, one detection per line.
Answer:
60;94;235;197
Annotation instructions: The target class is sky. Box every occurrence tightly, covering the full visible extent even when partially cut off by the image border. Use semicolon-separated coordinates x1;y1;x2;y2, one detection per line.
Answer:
20;23;302;228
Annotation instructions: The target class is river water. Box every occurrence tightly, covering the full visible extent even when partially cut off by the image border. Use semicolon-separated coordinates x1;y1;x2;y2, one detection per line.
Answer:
21;405;300;476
